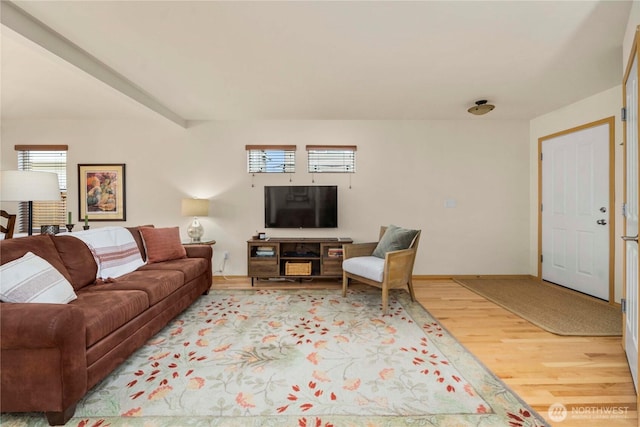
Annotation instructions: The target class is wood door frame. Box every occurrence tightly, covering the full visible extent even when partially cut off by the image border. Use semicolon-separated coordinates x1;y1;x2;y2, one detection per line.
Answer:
537;116;616;303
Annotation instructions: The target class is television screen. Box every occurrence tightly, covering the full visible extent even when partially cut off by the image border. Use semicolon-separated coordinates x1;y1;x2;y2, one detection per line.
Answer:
265;185;338;228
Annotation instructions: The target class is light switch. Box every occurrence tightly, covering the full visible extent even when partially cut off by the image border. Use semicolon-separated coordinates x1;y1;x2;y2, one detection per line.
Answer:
444;199;457;208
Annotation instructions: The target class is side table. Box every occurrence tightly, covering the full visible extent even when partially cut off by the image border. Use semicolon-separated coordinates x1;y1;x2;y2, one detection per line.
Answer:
182;239;216;246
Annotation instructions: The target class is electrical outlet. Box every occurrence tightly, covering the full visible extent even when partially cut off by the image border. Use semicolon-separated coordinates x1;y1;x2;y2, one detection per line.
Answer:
223;251;229;260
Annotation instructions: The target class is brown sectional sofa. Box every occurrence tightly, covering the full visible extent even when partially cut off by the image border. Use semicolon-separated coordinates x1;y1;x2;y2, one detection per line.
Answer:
0;226;213;425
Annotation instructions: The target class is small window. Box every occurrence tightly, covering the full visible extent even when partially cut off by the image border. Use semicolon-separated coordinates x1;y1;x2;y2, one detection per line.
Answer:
246;145;296;173
307;145;357;173
15;145;68;233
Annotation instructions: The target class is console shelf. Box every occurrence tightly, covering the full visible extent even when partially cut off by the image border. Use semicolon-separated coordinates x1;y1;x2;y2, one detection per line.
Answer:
247;237;352;286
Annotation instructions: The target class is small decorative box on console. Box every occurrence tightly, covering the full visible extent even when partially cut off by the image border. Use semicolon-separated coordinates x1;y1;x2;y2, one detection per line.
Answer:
285;261;312;276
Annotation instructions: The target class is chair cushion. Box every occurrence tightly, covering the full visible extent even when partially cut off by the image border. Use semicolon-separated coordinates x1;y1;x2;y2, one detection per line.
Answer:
343;256;385;282
372;224;419;258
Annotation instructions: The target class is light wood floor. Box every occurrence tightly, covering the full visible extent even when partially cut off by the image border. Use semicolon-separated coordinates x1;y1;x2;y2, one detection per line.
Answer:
213;276;638;426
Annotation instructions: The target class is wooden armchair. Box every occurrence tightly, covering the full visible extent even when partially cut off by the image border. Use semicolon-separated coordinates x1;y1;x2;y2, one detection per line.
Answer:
1;210;17;240
342;226;421;314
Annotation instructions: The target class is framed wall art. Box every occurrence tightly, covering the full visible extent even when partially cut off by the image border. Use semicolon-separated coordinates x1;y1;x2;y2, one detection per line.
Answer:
78;164;126;221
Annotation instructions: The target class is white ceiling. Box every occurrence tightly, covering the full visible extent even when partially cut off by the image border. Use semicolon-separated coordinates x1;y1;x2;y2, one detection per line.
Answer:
0;1;633;124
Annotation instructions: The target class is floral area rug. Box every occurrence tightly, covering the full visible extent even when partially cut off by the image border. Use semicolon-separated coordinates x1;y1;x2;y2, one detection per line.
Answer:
2;288;549;427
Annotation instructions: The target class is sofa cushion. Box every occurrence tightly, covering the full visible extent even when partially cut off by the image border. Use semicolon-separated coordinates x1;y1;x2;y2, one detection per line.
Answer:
72;289;149;347
71;226;145;279
126;225;154;262
139;226;187;263
372;224;419;259
342;256;385;282
52;235;98;290
0;234;73;283
92;270;184;306
0;252;77;304
138;257;208;283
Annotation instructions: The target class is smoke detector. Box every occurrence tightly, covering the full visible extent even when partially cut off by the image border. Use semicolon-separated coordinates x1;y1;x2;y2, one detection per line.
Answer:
467;100;495;115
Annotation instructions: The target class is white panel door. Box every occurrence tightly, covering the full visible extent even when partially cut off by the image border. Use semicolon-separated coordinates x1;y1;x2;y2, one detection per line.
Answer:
541;123;610;300
624;49;639;393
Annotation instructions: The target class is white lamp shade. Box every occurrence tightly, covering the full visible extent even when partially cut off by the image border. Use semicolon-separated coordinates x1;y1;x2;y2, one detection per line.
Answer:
181;198;209;217
1;171;61;201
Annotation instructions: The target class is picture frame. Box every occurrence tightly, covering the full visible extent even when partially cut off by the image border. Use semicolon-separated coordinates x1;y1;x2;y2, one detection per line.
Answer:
78;164;126;221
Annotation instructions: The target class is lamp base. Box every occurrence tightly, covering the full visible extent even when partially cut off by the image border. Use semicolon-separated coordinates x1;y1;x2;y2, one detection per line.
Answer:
187;217;204;243
28;200;34;236
40;225;60;235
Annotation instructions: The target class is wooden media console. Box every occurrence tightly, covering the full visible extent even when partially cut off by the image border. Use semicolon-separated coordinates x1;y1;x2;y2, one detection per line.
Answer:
247;237;352;285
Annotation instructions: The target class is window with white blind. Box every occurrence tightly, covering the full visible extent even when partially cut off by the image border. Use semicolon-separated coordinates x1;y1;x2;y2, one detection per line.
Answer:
16;145;67;233
306;145;357;173
246;145;296;173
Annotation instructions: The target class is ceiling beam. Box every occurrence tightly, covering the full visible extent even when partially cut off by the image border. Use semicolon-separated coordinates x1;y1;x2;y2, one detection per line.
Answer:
1;1;187;128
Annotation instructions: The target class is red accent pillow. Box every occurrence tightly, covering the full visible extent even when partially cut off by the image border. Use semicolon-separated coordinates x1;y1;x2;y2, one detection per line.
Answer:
139;226;186;264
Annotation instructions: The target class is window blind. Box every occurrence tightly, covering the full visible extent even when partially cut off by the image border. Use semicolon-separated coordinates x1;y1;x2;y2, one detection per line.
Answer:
306;145;357;173
246;145;296;173
16;146;67;233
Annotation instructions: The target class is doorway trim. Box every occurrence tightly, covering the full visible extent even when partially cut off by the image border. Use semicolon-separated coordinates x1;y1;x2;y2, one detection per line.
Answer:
622;25;640;395
537;116;616;303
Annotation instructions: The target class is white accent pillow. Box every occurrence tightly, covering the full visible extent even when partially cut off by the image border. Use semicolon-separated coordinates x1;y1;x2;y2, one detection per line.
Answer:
0;252;77;304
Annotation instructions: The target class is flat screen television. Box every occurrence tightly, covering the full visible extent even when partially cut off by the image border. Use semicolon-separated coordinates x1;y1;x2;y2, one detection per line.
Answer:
265;185;338;228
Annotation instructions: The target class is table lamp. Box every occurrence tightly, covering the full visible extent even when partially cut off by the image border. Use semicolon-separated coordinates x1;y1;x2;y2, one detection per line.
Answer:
1;170;61;235
181;198;209;243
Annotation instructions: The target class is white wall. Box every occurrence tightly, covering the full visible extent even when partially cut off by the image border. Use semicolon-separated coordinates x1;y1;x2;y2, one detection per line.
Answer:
623;1;640;74
1;118;530;277
529;87;623;302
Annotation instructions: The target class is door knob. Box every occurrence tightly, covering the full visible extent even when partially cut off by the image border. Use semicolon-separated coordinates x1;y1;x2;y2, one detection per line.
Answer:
596;219;607;225
600;207;607;213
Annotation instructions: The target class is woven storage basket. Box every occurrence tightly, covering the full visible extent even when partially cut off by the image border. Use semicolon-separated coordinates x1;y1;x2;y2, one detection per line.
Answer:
285;261;312;275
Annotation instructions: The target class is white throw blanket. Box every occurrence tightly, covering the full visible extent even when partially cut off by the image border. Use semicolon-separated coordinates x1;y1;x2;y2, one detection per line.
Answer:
71;226;145;279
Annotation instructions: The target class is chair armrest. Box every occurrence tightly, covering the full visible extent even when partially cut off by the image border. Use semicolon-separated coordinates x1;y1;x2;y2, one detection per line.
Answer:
384;247;417;283
343;242;378;259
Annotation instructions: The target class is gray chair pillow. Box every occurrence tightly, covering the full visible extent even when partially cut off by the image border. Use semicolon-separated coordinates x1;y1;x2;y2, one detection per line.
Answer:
371;224;419;258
